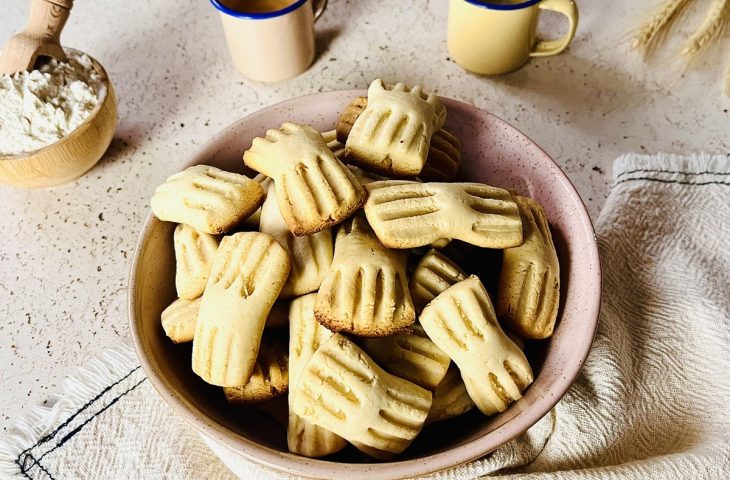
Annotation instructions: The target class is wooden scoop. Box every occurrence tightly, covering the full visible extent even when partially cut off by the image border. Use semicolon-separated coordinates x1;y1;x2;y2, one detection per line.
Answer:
0;0;74;76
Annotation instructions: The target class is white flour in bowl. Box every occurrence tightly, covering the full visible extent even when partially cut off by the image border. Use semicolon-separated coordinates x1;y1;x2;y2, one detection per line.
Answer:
0;51;105;156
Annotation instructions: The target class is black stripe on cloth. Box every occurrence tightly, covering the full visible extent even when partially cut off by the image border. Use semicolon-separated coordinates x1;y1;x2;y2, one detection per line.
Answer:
18;454;55;480
615;168;730;180
16;368;146;480
17;367;141;457
613;177;730;187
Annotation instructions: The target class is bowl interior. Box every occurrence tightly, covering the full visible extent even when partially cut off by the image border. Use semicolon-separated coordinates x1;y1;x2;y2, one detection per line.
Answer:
129;90;600;479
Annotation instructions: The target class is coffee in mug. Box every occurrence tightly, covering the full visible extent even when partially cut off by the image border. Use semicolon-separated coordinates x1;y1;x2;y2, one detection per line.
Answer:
222;0;296;14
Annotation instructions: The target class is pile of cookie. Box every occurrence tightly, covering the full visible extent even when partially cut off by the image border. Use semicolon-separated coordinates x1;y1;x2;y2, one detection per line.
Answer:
150;79;560;459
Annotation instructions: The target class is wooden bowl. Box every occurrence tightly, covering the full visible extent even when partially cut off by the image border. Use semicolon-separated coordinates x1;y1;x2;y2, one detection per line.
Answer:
129;90;601;479
0;49;117;188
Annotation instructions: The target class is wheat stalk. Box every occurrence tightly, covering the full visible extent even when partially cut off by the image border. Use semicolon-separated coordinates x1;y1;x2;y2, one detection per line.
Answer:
633;0;693;57
681;0;730;65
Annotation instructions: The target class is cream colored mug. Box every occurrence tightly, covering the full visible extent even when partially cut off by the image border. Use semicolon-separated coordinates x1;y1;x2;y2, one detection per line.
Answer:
211;0;327;82
447;0;578;75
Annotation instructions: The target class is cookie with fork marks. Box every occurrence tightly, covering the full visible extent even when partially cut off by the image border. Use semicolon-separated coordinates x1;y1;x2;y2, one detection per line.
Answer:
419;128;461;182
240;173;273;230
290;334;432;457
314;216;415;336
420;275;533;415
344;80;446;177
160;298;290;345
497;195;560;339
161;297;201;344
243;123;366;236
360;323;450;390
192;232;290;387
223;335;289;405
364;180;523;249
259;181;333;298
425;364;475;424
409;248;467;313
173;223;219;300
287;294;347;457
335;95;368;143
151;165;264;234
336;94;460;182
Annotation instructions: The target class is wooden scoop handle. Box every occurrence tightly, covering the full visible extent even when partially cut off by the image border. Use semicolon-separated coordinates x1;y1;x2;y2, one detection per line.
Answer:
0;0;73;74
47;0;74;8
25;0;73;42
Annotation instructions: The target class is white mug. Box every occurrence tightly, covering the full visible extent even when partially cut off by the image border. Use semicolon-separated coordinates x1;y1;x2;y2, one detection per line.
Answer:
211;0;327;82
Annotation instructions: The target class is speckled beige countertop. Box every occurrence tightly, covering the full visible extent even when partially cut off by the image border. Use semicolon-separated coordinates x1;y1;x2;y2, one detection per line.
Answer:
1;0;728;434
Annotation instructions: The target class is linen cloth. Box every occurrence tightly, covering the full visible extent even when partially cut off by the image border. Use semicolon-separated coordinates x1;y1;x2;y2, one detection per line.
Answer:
1;153;728;480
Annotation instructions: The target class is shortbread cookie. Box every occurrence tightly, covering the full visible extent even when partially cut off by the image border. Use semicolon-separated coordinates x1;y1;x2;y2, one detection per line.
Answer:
426;364;475;424
336;95;459;182
364;181;523;249
345;79;446;177
420;276;533;415
243;122;367;235
240;174;273;230
336;96;368;143
409;249;467;313
419;129;461;182
314;216;415;336
497;196;560;339
260;182;334;298
288;294;347;457
160;298;288;345
360;324;450;390
151;165;264;234
161;297;201;344
173;224;219;300
290;334;432;457
192;232;290;387
223;336;289;405
321;129;345;160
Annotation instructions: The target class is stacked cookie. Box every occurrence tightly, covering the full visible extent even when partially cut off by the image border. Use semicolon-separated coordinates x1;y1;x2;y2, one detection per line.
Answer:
151;79;561;460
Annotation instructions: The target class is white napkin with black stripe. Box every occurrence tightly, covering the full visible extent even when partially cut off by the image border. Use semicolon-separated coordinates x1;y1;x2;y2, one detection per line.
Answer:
2;153;729;480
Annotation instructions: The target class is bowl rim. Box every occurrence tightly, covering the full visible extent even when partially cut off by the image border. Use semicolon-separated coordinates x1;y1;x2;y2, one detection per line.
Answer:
128;89;601;479
0;47;111;161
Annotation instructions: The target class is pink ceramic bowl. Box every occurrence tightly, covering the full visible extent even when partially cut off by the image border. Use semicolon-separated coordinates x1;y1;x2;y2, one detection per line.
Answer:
129;90;601;479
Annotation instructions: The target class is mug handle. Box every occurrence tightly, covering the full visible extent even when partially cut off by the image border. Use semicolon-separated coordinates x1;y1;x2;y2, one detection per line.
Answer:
313;0;327;22
529;0;578;57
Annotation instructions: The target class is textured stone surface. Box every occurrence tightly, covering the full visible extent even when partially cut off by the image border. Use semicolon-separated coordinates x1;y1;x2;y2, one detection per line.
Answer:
1;0;728;434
